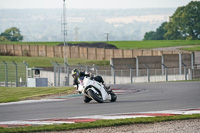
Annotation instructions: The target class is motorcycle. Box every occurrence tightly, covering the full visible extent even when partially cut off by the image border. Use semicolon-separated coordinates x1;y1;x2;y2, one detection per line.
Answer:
74;76;117;103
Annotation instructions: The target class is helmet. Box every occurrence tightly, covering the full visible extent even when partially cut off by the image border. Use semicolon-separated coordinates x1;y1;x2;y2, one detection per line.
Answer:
71;69;80;78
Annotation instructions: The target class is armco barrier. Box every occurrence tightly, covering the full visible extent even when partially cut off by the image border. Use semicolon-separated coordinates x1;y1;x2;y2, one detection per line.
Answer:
39;68;191;86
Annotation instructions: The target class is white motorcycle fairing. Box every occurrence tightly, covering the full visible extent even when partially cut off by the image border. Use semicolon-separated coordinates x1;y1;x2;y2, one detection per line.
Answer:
77;77;111;101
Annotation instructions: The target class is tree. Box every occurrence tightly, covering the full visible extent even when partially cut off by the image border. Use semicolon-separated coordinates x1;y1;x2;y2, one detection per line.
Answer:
154;22;167;40
164;21;184;40
143;22;167;40
0;27;23;41
143;31;156;40
164;1;200;40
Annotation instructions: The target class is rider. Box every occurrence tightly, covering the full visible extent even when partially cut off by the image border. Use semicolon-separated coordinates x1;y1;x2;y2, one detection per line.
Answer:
71;69;111;91
71;69;90;86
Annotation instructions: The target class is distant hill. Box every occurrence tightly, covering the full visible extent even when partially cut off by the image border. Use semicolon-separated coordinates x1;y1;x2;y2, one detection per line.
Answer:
0;8;175;42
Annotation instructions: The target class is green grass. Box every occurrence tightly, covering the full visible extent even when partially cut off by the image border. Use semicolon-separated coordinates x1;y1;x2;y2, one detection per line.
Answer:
0;114;200;133
0;41;61;46
0;56;109;67
0;87;74;103
108;40;200;49
181;46;200;51
1;40;200;49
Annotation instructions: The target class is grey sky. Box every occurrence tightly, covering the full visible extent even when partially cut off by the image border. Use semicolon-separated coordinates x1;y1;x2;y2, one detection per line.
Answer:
0;0;196;9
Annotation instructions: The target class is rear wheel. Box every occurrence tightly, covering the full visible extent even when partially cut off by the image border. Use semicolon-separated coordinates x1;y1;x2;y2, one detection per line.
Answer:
88;89;103;103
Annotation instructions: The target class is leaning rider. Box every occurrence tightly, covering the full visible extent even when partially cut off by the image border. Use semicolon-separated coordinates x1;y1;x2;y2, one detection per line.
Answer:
71;69;90;87
71;69;111;91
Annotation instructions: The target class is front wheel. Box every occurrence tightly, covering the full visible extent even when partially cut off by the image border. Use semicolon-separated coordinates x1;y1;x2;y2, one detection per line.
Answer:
83;95;92;103
110;91;117;102
88;89;103;103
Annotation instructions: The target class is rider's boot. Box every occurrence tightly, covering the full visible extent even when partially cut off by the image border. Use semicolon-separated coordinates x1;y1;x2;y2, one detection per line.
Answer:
104;84;111;92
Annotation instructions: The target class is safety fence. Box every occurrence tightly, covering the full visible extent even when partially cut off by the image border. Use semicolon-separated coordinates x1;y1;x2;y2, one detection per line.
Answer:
0;61;26;87
0;61;200;87
40;63;200;86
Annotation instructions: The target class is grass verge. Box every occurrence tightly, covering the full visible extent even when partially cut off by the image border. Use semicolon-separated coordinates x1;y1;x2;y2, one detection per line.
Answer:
0;87;74;103
0;114;200;133
180;46;200;51
0;56;109;67
108;40;200;49
0;42;61;46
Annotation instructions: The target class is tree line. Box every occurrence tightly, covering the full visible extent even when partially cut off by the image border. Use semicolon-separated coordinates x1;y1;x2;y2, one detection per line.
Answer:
0;27;23;42
143;1;200;40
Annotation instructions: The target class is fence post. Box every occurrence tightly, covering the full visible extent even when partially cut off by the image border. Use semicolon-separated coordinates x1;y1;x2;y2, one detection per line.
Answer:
191;52;194;69
65;62;70;86
179;52;182;75
95;48;97;60
45;45;47;57
55;62;60;87
12;61;18;87
92;64;99;75
144;64;150;82
188;68;192;80
86;47;89;59
161;55;164;75
2;61;8;87
53;46;55;58
162;64;168;81
182;62;188;80
136;56;139;77
51;62;57;87
127;65;134;83
19;45;23;56
110;65;116;84
23;61;29;87
5;44;8;55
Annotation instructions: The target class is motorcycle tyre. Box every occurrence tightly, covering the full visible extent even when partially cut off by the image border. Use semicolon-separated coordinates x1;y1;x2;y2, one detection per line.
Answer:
88;89;104;103
83;95;92;103
110;91;117;102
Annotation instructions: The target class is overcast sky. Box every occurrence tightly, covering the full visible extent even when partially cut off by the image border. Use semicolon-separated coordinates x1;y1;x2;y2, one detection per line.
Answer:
0;0;196;9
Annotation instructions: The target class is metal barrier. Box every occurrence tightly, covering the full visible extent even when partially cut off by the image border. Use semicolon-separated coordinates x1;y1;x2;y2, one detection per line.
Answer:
1;61;200;87
46;63;199;86
0;61;26;87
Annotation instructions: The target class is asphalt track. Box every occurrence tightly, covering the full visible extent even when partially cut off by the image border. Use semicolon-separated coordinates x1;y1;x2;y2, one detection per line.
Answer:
0;82;200;122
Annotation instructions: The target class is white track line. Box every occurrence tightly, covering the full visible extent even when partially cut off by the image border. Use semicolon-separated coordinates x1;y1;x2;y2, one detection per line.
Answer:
1;108;199;126
0;99;65;106
71;115;153;120
143;109;200;115
0;120;74;125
